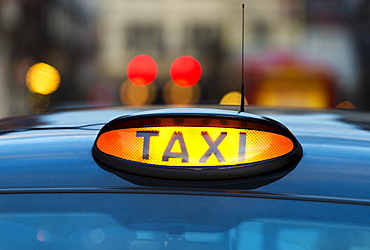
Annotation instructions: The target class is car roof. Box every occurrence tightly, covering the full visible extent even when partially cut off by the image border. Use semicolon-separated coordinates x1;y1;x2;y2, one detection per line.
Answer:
0;106;370;201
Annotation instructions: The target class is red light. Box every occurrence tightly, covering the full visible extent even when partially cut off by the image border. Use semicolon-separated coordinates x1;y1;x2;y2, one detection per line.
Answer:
127;55;157;86
170;56;202;87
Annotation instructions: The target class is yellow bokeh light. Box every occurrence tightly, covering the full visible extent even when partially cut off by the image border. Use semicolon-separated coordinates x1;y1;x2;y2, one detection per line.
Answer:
220;91;248;105
26;63;61;95
120;80;156;106
97;126;293;167
163;81;200;105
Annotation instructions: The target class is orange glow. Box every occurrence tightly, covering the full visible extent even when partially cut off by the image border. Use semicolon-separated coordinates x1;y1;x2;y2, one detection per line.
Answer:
163;80;200;104
26;62;60;95
336;101;355;109
220;91;248;105
170;56;202;87
120;80;156;106
254;78;329;108
96;126;293;167
127;55;157;86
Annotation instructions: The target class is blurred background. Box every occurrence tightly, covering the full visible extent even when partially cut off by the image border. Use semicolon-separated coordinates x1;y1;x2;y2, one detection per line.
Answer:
0;0;369;118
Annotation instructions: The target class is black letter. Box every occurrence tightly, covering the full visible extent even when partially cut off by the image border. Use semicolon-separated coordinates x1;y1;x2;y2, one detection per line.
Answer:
238;132;246;162
200;132;227;163
162;132;189;162
136;131;159;159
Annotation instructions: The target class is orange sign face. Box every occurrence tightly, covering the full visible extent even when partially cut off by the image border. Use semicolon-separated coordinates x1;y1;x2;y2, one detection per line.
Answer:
96;126;294;167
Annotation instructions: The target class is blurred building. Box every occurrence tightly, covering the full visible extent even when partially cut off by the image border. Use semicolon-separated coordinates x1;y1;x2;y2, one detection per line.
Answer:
97;0;306;104
0;0;19;117
0;0;367;117
0;0;97;116
352;0;370;110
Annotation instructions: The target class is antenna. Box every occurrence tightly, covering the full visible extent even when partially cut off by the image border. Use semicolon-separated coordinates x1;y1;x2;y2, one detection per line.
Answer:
240;3;245;113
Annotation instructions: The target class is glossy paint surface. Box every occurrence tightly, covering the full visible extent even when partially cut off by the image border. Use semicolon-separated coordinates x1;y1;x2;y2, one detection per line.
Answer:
0;106;370;202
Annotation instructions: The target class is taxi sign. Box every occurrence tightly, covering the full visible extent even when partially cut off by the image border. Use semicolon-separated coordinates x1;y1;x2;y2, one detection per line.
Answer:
92;108;302;188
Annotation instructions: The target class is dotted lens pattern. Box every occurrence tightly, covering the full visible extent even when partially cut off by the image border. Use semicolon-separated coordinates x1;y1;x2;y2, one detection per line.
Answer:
97;126;294;167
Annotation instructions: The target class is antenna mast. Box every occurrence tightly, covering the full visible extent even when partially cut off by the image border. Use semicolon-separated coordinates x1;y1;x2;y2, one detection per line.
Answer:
240;3;245;112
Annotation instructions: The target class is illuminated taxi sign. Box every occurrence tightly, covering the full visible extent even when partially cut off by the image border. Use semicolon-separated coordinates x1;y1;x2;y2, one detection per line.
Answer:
92;108;302;189
96;127;293;167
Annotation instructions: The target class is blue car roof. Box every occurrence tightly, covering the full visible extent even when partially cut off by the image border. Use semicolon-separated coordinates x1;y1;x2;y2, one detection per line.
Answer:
0;106;370;202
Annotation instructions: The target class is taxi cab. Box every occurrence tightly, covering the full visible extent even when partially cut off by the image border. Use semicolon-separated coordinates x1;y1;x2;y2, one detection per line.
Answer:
0;105;370;249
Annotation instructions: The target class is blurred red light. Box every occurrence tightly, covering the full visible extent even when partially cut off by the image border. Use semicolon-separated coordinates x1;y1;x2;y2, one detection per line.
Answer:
170;56;202;87
127;55;157;86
